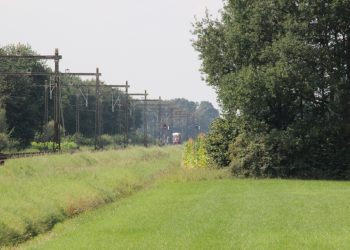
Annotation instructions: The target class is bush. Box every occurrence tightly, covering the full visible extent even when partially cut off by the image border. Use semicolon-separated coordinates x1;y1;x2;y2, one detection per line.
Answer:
182;139;195;168
61;141;78;151
229;132;274;178
129;132;146;145
31;141;78;152
228;119;350;179
31;141;56;151
0;109;7;133
182;134;210;169
70;133;93;146
99;134;114;147
34;121;56;142
205;117;238;167
196;134;210;168
113;135;124;145
0;133;9;151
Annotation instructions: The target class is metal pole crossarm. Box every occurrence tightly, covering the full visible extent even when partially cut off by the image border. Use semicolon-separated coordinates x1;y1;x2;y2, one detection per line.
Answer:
0;72;101;76
69;84;128;91
64;72;101;76
132;104;164;108
106;84;129;88
172;115;191;117
0;72;53;76
174;111;190;115
0;55;62;60
128;93;147;96
108;83;130;88
143;90;148;147
130;99;159;102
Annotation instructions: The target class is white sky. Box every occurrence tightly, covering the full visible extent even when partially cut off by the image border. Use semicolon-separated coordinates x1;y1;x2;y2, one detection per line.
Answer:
1;0;223;108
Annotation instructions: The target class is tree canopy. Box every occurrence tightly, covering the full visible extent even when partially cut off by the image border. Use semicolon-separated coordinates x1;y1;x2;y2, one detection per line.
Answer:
193;0;350;179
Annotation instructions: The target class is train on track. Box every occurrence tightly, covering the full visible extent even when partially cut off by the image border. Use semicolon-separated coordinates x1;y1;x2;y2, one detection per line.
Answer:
172;132;182;144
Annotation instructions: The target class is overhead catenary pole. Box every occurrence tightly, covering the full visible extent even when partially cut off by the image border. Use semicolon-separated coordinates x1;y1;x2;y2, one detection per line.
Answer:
44;80;49;125
185;112;190;140
128;93;147;145
158;96;162;144
76;92;80;134
170;107;174;140
132;102;136;134
144;90;148;147
99;94;103;146
94;67;100;150
54;48;61;150
124;81;129;146
60;84;66;137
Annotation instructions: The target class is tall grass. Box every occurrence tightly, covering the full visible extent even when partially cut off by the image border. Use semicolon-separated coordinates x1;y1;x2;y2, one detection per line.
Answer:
0;146;182;247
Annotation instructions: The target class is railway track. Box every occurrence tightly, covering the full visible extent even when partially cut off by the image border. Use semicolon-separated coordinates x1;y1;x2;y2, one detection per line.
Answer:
0;145;146;164
0;151;64;164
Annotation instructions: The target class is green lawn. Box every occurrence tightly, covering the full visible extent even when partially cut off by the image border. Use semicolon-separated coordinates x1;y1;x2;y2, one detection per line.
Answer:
21;171;350;250
0;146;182;247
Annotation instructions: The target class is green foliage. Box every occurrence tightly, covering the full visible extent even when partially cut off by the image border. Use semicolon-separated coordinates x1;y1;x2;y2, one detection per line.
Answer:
230;132;274;178
70;133;94;146
0;108;7;133
205;117;237;167
0;133;9;151
99;134;114;147
182;134;209;168
196;135;210;168
193;0;350;179
194;101;220;133
182;139;195;168
30;141;78;152
30;141;56;151
61;141;78;151
34;120;56;142
129;132;146;145
0;44;50;146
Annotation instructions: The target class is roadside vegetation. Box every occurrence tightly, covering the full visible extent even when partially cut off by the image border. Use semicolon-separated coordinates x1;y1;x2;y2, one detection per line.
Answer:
0;146;182;247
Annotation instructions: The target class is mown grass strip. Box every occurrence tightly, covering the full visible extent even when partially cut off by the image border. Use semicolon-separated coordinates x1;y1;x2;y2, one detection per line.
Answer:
0;146;182;247
20;170;350;250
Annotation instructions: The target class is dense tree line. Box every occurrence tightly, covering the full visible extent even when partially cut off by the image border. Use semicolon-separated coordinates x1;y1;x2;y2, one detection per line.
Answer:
193;0;350;179
0;44;219;150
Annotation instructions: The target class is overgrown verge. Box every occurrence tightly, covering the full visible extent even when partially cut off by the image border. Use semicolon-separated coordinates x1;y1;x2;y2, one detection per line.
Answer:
0;146;182;247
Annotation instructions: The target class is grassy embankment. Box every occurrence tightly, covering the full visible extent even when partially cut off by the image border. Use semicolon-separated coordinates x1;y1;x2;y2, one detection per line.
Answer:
21;168;350;250
0;146;183;247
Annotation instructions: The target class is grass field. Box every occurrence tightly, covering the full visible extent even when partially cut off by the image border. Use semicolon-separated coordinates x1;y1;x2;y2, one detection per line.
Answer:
0;146;183;247
20;169;350;250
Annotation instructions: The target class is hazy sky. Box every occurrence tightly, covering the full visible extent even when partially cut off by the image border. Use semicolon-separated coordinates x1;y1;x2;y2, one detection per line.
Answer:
1;0;223;108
